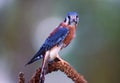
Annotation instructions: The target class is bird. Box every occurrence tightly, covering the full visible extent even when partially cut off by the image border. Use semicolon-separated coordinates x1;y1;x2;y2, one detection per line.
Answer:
26;12;79;82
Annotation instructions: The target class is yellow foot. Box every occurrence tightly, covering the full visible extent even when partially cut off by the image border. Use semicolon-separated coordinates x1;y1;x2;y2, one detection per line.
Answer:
56;56;69;65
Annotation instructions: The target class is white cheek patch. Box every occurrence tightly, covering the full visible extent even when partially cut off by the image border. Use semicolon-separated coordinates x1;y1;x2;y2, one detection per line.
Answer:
65;17;69;24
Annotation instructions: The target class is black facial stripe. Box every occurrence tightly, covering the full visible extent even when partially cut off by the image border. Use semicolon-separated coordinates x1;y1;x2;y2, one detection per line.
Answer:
68;16;70;19
76;15;78;18
64;18;66;22
68;16;71;24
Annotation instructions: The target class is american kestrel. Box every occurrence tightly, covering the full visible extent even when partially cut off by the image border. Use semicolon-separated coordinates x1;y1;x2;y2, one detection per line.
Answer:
26;12;79;82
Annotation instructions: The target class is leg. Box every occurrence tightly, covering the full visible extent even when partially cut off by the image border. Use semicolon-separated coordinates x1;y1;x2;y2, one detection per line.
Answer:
56;54;70;65
40;51;50;83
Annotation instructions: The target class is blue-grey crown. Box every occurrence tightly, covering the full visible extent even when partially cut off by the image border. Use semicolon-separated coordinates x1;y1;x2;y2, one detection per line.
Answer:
67;12;78;17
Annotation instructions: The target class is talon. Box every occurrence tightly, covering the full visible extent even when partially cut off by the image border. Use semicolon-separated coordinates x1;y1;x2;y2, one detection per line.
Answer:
39;74;45;83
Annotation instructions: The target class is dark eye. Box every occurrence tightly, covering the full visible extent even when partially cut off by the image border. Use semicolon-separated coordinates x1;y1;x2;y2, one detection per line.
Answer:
64;18;66;22
76;15;78;18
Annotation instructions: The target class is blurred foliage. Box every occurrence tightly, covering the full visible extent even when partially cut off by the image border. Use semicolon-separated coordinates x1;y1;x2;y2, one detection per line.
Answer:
0;0;120;83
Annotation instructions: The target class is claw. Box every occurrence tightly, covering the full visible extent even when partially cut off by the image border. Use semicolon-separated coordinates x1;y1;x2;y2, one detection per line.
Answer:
39;73;45;83
56;55;69;65
39;51;49;83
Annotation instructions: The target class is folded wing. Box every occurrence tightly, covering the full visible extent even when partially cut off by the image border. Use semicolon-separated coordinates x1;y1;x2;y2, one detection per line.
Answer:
25;27;69;65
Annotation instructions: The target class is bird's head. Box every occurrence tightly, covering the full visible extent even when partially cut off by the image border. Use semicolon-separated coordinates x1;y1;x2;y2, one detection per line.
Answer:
64;12;79;26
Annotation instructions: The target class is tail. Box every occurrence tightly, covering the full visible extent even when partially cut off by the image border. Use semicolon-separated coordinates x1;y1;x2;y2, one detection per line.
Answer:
25;50;44;66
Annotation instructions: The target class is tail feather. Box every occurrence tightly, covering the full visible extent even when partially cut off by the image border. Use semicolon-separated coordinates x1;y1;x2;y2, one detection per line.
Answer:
25;55;43;66
25;42;47;66
25;46;46;66
25;51;43;66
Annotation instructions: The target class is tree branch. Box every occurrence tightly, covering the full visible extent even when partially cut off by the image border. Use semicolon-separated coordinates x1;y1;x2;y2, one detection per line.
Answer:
18;58;87;83
18;72;25;83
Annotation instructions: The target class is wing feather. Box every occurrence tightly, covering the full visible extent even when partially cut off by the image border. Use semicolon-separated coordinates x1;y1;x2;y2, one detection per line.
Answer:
43;27;69;50
26;27;69;65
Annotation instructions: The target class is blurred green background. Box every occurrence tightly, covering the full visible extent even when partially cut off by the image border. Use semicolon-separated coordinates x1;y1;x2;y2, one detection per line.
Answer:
0;0;120;83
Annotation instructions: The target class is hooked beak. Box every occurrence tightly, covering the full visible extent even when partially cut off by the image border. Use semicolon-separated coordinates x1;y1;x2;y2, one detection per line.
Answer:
72;19;77;24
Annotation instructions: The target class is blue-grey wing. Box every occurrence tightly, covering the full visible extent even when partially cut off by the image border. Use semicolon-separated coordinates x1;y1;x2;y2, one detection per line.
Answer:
43;27;69;50
26;27;68;65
